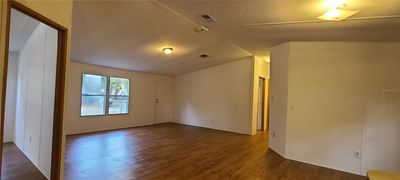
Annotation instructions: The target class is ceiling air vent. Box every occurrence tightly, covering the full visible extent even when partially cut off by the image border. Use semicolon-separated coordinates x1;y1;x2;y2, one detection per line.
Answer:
201;14;217;23
199;54;210;58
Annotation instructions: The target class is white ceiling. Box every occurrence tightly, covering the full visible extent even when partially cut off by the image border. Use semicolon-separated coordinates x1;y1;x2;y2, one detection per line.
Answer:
161;0;400;57
71;0;400;76
71;1;251;76
9;9;39;52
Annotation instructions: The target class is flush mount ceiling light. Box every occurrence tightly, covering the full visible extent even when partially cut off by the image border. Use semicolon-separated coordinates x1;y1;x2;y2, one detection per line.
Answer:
318;8;359;21
318;0;359;21
162;47;173;55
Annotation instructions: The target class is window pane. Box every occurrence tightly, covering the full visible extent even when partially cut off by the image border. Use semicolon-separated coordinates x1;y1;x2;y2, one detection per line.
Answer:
82;74;107;95
108;96;129;114
81;95;106;116
109;77;130;96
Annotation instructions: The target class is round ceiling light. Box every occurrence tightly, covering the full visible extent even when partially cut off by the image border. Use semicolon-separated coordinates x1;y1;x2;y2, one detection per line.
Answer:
162;47;173;55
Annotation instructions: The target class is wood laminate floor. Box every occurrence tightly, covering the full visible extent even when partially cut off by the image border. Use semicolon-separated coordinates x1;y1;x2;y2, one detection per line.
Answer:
1;142;47;180
64;123;365;180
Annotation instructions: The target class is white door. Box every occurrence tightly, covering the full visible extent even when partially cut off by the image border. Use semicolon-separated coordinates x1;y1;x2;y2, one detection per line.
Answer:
155;80;171;123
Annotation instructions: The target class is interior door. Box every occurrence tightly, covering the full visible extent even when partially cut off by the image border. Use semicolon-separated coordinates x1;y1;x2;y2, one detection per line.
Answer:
155;80;171;123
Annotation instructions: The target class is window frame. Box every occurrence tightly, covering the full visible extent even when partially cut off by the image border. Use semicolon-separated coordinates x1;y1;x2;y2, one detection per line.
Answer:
80;73;108;117
80;73;131;117
107;76;131;115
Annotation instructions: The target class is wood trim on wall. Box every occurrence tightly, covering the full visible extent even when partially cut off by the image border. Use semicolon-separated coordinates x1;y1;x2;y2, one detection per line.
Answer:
266;79;270;131
0;1;68;179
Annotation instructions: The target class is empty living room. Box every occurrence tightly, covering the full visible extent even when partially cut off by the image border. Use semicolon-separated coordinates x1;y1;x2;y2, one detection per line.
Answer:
0;0;399;180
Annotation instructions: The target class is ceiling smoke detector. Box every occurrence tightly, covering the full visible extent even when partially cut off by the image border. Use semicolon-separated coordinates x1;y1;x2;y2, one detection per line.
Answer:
194;26;209;33
201;14;217;23
199;54;210;58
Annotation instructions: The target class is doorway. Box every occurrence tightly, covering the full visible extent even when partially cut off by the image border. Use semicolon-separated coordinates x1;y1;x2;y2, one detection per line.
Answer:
257;77;266;131
0;1;67;179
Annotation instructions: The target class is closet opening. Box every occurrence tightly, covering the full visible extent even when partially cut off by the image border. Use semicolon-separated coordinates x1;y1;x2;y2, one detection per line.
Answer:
1;1;67;179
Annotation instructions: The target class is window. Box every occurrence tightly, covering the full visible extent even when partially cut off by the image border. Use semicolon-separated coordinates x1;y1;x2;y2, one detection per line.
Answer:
81;74;107;116
108;77;130;114
80;74;130;116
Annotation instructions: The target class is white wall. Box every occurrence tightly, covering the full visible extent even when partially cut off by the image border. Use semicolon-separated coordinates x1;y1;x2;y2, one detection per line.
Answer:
269;42;400;175
38;23;58;177
65;62;172;135
15;23;58;178
269;43;289;157
362;43;400;173
286;42;365;174
172;57;253;134
67;57;266;136
3;52;18;142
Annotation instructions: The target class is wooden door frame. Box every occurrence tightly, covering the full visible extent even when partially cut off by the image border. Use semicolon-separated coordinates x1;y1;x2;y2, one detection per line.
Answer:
258;77;266;131
0;1;68;179
266;78;270;131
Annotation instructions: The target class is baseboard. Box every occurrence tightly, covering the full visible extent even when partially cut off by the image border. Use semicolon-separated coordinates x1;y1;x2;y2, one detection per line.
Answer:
269;146;286;159
171;121;251;135
285;155;363;176
66;122;169;136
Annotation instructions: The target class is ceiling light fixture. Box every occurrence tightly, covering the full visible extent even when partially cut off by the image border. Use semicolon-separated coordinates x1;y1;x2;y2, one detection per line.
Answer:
162;47;173;55
318;8;359;21
318;0;359;21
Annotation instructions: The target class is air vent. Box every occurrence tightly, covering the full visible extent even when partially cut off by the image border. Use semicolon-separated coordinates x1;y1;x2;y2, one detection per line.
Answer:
199;54;210;58
201;14;217;23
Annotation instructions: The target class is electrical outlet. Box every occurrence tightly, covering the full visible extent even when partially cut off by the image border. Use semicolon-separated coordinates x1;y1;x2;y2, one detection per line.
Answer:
211;118;215;123
354;151;361;158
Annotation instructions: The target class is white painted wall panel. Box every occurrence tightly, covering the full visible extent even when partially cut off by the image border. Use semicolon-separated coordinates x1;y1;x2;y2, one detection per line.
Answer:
269;44;289;156
4;52;18;142
362;43;400;174
270;42;400;175
23;23;46;165
15;39;28;150
172;57;253;134
286;42;365;174
15;23;57;178
38;26;58;177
